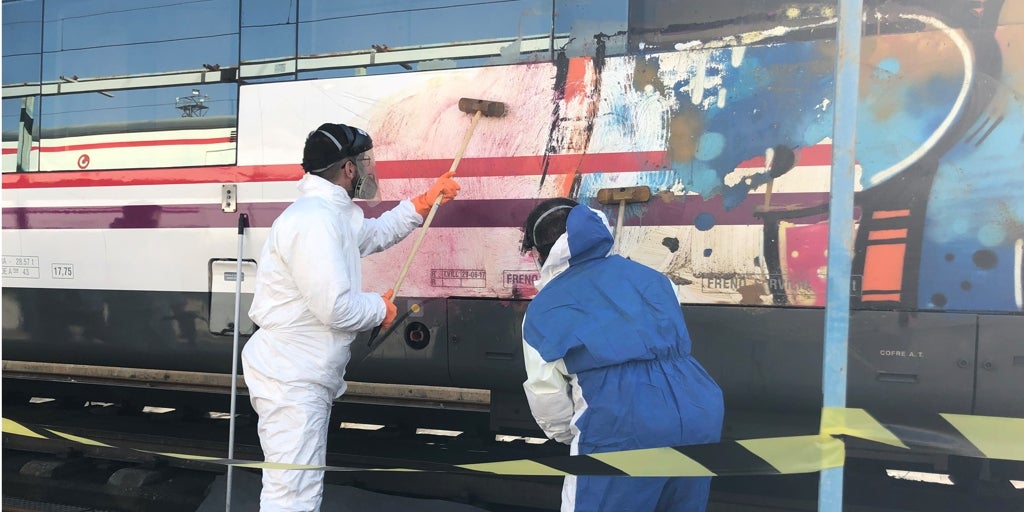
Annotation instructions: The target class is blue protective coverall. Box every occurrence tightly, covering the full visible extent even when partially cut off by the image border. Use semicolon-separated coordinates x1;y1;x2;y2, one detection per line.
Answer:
522;205;725;512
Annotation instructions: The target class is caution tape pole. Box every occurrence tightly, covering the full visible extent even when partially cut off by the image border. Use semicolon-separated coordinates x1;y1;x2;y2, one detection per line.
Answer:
226;213;248;511
820;1;863;511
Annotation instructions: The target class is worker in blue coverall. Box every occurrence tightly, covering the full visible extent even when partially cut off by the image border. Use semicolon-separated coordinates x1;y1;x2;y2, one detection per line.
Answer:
519;197;725;512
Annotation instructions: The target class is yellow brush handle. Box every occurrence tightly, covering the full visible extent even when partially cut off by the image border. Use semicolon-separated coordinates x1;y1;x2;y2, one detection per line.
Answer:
392;109;483;296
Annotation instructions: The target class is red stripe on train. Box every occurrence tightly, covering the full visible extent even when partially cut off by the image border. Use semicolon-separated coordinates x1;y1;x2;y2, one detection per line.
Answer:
2;145;835;189
1;153;671;188
1;137;234;155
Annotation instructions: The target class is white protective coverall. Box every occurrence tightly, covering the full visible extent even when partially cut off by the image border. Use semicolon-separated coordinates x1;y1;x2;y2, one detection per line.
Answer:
242;173;424;511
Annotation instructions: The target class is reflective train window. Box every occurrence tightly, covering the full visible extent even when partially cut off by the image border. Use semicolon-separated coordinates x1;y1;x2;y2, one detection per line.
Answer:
37;85;238;172
40;0;240;80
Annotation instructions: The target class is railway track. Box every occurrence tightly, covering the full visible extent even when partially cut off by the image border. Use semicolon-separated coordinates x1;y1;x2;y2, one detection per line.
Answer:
4;399;1021;512
2;361;492;413
2;399;564;512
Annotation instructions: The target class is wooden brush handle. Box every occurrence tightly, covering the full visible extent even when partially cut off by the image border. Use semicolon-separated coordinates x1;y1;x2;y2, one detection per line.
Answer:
392;109;483;296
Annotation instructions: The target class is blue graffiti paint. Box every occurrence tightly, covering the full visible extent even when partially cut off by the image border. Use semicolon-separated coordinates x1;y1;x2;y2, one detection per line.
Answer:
645;38;965;207
694;212;715;231
918;84;1024;312
721;185;750;210
856;75;964;186
978;223;1007;248
874;57;900;79
695;132;726;161
950;217;971;238
577;37;1018;313
654;43;835;205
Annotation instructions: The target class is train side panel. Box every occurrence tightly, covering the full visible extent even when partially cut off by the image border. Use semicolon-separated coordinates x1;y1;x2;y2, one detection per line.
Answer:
3;11;1023;430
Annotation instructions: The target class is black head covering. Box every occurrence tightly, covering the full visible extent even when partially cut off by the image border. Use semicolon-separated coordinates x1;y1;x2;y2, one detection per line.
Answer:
521;197;579;259
301;123;373;173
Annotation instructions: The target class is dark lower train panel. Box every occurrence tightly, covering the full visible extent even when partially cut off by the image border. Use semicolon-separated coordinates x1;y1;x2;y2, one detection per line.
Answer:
2;287;235;374
3;288;1022;421
0;287;454;388
686;306;983;415
447;298;1023;420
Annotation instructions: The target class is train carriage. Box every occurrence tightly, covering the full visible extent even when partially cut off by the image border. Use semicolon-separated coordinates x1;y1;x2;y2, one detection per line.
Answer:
3;0;1023;477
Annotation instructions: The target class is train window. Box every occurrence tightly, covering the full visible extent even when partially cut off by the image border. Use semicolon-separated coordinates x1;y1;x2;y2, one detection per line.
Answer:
290;0;629;78
627;0;995;50
628;0;839;50
40;0;240;82
240;0;297;82
298;1;551;55
2;54;43;89
2;0;43;85
2;97;41;173
555;0;628;58
37;84;237;172
242;0;294;28
293;1;551;78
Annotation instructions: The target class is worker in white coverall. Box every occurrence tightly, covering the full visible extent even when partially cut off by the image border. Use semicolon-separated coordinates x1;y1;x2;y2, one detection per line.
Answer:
519;197;724;512
241;123;460;511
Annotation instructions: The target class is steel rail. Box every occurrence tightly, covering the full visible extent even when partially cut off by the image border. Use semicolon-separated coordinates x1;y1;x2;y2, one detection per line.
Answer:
2;360;491;412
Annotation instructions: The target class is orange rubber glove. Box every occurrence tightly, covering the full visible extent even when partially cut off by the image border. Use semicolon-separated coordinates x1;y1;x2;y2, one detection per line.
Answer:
412;171;461;217
380;289;397;330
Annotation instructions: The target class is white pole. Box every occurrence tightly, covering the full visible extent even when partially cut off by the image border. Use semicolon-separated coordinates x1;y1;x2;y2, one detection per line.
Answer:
226;213;248;511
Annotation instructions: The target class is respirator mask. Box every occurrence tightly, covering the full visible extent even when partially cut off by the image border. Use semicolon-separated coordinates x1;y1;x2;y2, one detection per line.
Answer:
304;123;381;206
350;148;380;205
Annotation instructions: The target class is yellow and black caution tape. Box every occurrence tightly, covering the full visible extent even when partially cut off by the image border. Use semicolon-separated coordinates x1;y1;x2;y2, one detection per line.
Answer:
821;408;1024;462
3;408;1022;477
1;416;842;477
